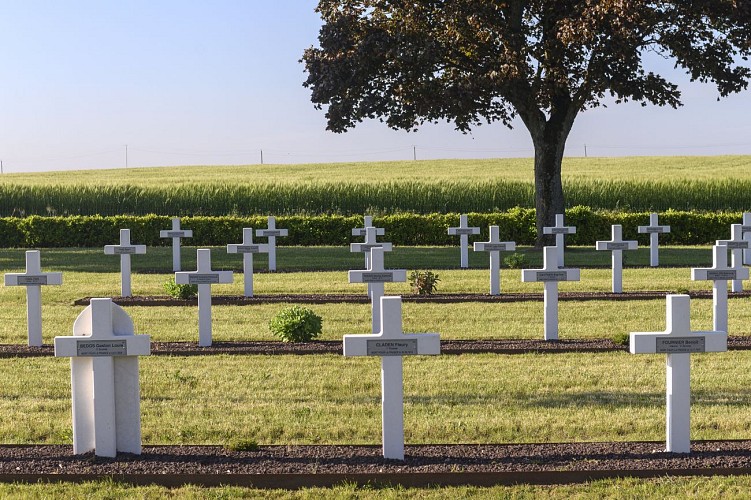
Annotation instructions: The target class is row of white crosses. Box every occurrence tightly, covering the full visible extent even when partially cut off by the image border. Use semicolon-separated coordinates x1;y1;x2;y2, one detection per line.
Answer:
159;217;286;272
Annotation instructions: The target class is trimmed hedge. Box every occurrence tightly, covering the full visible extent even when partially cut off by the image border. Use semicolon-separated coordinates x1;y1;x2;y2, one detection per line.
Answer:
0;208;746;248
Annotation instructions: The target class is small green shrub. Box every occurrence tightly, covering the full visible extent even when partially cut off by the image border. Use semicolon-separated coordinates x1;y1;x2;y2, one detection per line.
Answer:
612;332;630;346
225;438;259;452
503;252;529;269
409;270;440;295
163;278;198;300
269;306;323;342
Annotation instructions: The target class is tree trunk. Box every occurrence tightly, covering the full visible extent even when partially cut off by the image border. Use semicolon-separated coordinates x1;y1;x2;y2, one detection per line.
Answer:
532;134;567;248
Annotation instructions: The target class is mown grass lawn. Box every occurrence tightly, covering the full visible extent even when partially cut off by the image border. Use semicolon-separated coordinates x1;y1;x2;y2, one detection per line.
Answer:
1;244;750;497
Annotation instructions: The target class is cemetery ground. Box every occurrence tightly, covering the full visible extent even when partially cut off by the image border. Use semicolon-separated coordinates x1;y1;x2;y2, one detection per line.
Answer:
4;245;751;496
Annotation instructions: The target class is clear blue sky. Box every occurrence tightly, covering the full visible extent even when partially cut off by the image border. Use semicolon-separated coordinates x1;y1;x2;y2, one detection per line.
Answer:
1;1;749;173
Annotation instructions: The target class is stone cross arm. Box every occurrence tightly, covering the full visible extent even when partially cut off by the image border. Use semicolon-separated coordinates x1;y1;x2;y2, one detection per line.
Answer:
54;298;151;357
630;295;726;354
343;297;440;356
5;251;62;286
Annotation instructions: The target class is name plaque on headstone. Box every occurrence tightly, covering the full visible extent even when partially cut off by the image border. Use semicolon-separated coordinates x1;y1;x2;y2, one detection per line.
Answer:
655;337;706;354
113;247;137;255
362;272;395;283
536;271;569;281
367;339;418;356
17;275;48;285
605;242;632;250
453;228;477;235
722;242;749;249
261;230;283;236
188;274;221;284
235;245;261;253
706;270;737;280
481;243;510;251
644;227;667;233
549;228;572;234
76;340;128;357
166;231;186;238
742;226;751;232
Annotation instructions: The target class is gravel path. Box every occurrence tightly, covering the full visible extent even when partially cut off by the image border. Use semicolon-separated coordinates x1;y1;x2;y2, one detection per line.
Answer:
1;441;751;475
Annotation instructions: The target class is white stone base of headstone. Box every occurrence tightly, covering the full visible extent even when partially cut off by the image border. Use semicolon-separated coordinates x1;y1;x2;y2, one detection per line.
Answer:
54;298;150;457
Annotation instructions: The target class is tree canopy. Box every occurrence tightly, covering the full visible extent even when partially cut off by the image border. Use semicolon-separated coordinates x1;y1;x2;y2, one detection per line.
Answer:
303;1;751;244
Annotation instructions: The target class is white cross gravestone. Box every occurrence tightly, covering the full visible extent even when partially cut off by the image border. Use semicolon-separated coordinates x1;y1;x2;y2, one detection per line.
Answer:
638;213;671;267
448;214;480;269
473;225;516;295
175;249;233;347
691;244;748;334
255;216;288;272
717;223;750;293
227;228;269;297
104;229;147;297
343;296;440;461
595;224;638;293
743;212;751;266
542;214;576;268
54;298;150;457
352;215;385;238
349;247;407;333
630;294;726;453
351;226;393;271
159;218;193;272
521;246;580;341
4;250;63;346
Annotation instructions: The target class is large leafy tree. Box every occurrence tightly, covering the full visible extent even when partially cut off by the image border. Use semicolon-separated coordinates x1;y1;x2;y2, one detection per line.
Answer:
302;1;751;245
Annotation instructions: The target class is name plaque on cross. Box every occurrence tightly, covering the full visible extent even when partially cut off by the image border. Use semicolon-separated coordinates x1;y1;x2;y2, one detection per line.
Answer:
165;231;187;238
655;337;706;354
77;340;128;356
16;275;48;285
535;271;570;281
602;242;632;250
188;274;221;284
367;339;418;356
113;247;137;255
548;228;571;235
704;270;738;281
720;241;748;249
235;245;262;253
362;272;396;283
642;227;668;234
476;243;512;252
